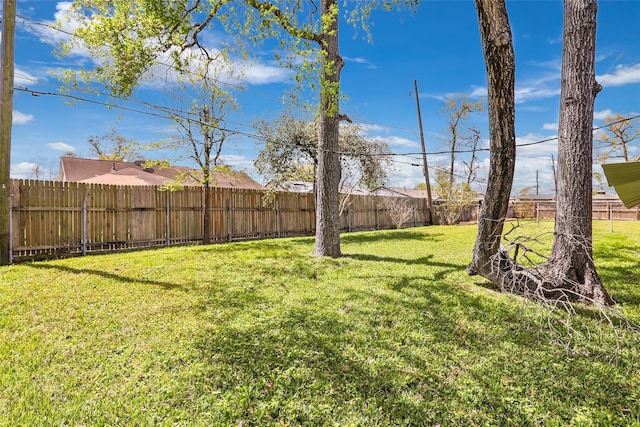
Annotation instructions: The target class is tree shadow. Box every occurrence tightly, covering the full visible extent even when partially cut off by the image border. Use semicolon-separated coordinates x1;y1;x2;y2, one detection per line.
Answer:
23;263;183;291
183;270;640;425
340;229;443;245
594;244;640;306
189;305;457;425
344;253;465;284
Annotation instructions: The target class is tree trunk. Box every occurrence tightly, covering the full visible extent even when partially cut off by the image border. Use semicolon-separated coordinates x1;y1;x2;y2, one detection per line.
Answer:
467;0;516;280
312;0;342;258
203;168;211;245
540;0;613;306
469;0;613;307
203;185;211;245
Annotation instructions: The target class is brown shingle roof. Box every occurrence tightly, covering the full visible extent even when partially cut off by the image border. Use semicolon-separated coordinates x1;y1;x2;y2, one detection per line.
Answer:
78;168;172;186
59;157;263;189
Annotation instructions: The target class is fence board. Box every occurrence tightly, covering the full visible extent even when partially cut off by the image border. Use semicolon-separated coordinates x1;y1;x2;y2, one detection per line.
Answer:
9;179;638;262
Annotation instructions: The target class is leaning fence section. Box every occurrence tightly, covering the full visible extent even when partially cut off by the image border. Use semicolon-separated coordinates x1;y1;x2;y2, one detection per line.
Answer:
9;180;430;262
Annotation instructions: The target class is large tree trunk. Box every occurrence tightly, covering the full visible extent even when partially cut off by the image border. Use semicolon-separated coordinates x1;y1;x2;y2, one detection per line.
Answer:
312;0;342;258
468;0;613;307
539;0;613;306
467;0;516;280
203;184;211;245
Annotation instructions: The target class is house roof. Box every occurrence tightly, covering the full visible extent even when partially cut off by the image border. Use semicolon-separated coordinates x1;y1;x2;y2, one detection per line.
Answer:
266;181;314;193
387;188;432;199
602;161;640;208
372;187;439;199
78;168;172;186
204;171;264;190
60;157;263;190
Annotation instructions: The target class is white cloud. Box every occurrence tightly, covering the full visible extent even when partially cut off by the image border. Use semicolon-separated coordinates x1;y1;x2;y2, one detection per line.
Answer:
13;111;34;125
469;85;487;98
14;67;39;86
597;63;640;87
515;86;561;104
513;156;557;194
593;109;613;120
516;133;558;157
344;56;377;69
240;62;294;86
370;135;419;148
468;70;561;104
47;142;76;152
34;2;293;88
219;154;254;170
359;123;389;134
10;162;39;179
542;123;558;131
26;2;86;54
387;156;425;188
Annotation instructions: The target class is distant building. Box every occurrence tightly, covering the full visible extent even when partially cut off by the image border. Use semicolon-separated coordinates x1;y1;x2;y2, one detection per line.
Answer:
59;157;263;189
266;181;315;193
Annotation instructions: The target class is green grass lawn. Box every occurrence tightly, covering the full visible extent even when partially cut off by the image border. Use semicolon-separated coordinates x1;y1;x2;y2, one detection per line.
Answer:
1;221;639;426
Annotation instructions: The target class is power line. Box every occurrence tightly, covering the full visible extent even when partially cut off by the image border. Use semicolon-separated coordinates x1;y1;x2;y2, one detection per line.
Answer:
18;84;640;163
12;13;640;163
14;86;269;142
14;13;423;137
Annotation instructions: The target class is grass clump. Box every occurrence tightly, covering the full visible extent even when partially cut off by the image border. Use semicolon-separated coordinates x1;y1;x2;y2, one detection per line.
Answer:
1;221;639;426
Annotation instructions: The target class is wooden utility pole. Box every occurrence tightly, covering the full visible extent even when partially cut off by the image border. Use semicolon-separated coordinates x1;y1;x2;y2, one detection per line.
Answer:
1;0;16;264
414;80;435;224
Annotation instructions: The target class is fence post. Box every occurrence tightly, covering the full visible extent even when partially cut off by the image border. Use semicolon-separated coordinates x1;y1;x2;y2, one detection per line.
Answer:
610;204;613;233
82;199;87;256
8;193;12;264
165;194;171;246
536;203;539;226
347;204;351;233
375;204;379;230
227;199;232;243
275;199;281;238
413;205;417;228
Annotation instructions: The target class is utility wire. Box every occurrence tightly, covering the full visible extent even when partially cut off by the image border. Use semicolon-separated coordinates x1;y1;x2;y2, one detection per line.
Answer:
12;14;640;161
17;85;640;160
15;13;419;136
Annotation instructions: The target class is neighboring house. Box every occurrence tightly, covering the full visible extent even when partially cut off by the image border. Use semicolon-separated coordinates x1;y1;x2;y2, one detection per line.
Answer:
59;157;263;189
266;183;442;199
372;187;439;200
266;181;314;193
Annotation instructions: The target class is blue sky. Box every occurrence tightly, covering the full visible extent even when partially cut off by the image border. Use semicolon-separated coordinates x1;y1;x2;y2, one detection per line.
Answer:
5;0;640;195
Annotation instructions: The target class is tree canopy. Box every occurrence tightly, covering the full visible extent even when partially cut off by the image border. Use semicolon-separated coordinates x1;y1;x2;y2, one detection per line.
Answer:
63;0;417;257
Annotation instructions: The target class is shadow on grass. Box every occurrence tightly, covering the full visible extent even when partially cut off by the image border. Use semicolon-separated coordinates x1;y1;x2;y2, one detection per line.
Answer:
194;237;316;255
340;229;443;245
594;244;640;306
24;263;182;291
183;271;640;425
345;253;465;283
190;305;457;424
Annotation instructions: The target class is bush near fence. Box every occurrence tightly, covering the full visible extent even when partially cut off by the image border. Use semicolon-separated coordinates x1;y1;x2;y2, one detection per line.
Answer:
9;180;431;262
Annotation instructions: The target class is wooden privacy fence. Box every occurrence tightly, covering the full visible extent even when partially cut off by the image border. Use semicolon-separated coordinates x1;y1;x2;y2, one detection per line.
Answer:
508;201;640;221
8;180;430;262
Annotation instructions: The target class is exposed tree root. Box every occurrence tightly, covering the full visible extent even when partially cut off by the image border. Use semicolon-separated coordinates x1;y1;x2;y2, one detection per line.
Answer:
484;248;614;307
468;220;614;308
